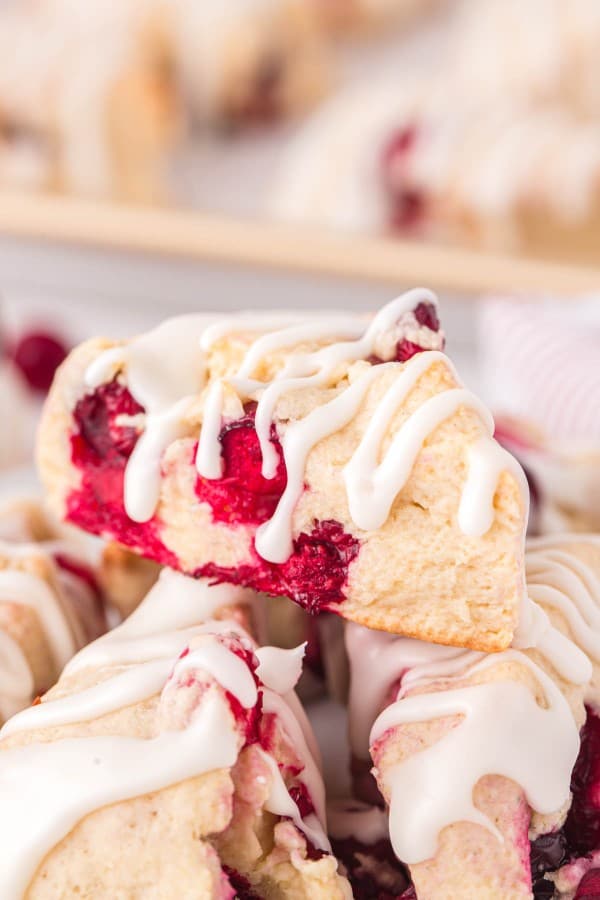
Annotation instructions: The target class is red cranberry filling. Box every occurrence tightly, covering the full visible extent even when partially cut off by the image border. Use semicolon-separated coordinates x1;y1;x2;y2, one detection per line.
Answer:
68;381;178;568
380;125;426;232
368;301;443;366
222;867;261;899
72;380;143;469
575;868;600;899
413;302;440;333
195;406;287;527
565;707;600;856
218;636;264;746
530;707;600;897
395;340;428;363
194;410;359;611
69;383;358;611
289;782;316;819
196;519;360;614
10;329;68;393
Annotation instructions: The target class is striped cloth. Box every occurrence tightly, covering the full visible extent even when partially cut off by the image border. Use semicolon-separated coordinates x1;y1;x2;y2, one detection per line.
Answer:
480;295;600;446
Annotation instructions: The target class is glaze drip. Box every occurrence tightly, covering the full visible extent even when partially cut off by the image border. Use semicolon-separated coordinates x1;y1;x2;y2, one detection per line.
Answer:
0;572;329;896
345;541;600;867
83;291;526;568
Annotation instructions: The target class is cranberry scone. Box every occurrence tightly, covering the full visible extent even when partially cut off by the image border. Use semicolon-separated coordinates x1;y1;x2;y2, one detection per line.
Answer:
169;0;328;126
0;494;160;622
38;291;527;651
343;536;600;899
495;416;600;537
270;76;600;263
0;516;107;723
0;0;176;202
0;569;350;898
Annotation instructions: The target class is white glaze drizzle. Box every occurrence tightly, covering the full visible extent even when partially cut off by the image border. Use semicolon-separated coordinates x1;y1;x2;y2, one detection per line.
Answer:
526;549;600;663
0;631;33;723
85;316;214;523
256;363;395;562
371;650;580;865
344;356;526;535
196;289;439;484
0;573;328;893
0;683;239;899
345;623;482;758
0;564;82;721
255;643;306;695
256;746;329;852
344;540;599;866
64;568;255;676
2;571;257;739
83;292;525;567
512;594;593;686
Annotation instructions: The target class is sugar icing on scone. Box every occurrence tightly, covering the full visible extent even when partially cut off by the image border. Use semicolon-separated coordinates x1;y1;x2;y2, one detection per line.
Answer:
0;519;106;723
0;570;350;898
38;290;528;651
343;537;600;899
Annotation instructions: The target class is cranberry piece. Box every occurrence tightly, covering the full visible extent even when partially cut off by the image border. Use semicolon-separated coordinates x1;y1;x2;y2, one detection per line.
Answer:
575;869;600;899
413;301;440;332
68;381;177;568
195;407;287;527
304;841;328;862
564;707;600;856
227;688;263;746
222;867;261;899
381;125;426;233
289;783;315;819
11;330;68;393
197;519;360;613
73;380;143;464
217;635;263;745
395;339;426;363
276;520;360;613
530;832;568;898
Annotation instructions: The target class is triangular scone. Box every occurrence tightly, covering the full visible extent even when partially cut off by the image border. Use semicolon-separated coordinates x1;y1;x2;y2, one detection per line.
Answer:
0;571;350;899
38;291;527;651
0;495;156;619
343;538;600;900
0;509;107;723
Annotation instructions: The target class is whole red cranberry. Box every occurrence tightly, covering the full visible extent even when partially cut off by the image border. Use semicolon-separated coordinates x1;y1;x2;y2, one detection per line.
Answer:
11;330;68;393
413;301;440;332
